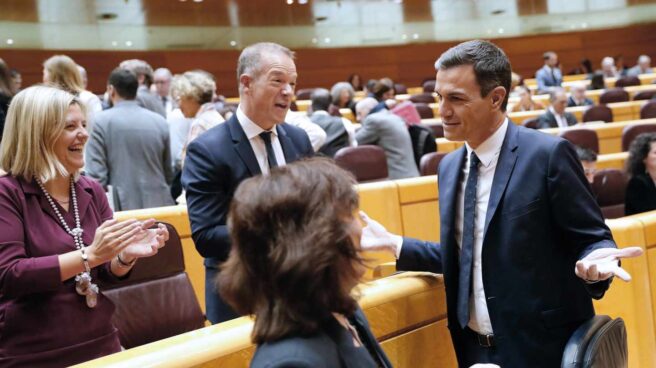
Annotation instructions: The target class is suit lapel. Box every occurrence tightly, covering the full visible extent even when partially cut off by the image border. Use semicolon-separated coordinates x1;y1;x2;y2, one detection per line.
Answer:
439;147;466;277
276;124;299;162
484;122;519;235
227;115;261;176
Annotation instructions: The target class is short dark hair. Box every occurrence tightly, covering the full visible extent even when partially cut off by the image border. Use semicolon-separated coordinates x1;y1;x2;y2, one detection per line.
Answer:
435;40;512;111
371;81;391;101
108;68;138;100
219;158;362;344
575;146;597;162
310;88;331;112
627;132;656;178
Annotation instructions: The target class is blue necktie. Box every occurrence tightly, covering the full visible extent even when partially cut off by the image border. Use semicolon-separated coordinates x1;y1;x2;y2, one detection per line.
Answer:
458;151;480;329
259;131;279;169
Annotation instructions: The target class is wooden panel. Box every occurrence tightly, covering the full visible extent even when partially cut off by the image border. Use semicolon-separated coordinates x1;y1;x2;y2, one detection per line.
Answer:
380;319;457;368
3;23;656;96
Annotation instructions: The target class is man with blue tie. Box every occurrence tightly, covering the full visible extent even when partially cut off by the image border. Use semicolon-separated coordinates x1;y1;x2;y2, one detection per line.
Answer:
360;40;642;367
536;51;563;94
182;42;313;323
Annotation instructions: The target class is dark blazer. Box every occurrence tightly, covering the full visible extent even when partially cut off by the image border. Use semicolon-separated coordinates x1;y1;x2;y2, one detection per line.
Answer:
182;114;313;323
625;173;656;215
397;122;616;367
250;308;392;368
537;109;578;129
567;96;594;107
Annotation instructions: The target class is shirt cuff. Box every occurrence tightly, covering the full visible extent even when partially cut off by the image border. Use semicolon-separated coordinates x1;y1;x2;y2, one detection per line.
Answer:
393;235;403;259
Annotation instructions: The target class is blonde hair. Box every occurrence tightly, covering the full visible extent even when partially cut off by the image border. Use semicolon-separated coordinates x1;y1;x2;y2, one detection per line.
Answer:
43;55;84;95
0;85;86;182
170;71;216;105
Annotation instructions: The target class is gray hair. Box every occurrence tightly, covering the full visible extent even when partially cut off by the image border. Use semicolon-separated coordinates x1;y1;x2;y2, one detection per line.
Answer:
119;59;154;87
549;87;567;102
330;82;355;106
434;40;511;112
237;42;294;94
154;67;173;80
355;97;378;122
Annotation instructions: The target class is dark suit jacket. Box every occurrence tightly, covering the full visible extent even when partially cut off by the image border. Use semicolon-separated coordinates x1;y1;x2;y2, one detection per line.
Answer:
537;109;578;129
625;173;656;215
250;308;392;368
182;114;313;321
397;122;616;367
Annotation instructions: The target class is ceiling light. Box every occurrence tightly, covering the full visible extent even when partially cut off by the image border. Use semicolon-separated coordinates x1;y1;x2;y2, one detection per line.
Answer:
498;28;504;34
6;39;14;45
125;40;133;46
286;0;293;4
311;38;318;44
393;0;403;3
412;33;419;39
581;22;588;28
193;0;203;2
230;40;237;46
111;41;118;46
299;0;308;4
402;34;408;40
324;37;331;43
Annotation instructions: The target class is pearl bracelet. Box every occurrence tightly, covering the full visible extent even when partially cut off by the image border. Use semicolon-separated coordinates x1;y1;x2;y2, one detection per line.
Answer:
80;248;91;273
116;253;137;268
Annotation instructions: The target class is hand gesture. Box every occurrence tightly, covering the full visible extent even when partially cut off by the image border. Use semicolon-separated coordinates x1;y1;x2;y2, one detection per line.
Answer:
87;218;145;264
575;247;643;282
359;211;402;256
120;220;169;262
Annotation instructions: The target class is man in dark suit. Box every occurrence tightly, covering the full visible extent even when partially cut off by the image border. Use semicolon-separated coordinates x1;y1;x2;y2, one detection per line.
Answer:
537;87;578;129
360;40;642;367
182;42;313;324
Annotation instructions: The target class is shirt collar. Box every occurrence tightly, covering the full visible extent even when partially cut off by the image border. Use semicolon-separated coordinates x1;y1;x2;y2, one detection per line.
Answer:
464;118;508;168
236;105;278;140
548;105;561;117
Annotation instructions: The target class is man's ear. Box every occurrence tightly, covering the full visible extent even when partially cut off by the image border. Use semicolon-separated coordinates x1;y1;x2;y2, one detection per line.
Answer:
239;74;251;93
106;85;114;98
490;86;506;109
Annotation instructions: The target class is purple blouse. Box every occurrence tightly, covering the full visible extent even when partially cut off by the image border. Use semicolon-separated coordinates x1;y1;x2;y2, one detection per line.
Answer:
0;175;122;367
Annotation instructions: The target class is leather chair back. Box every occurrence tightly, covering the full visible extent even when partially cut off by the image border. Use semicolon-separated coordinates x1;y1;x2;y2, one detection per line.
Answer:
614;76;640;87
409;92;436;104
599;88;629;104
295;88;315;100
582;105;613;123
394;83;408;95
334;145;389;182
640;100;656;119
523;117;540;129
422;80;436;93
632;90;656;101
419;152;447;176
99;223;205;349
413;102;434;119
591;169;627;219
560;129;599;153
561;315;627;368
622;123;656;151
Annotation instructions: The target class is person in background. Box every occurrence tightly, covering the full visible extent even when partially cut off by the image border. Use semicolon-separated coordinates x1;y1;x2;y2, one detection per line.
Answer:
154;68;176;117
537;88;577;129
219;158;392;368
627;55;652;77
0;59;17;144
170;71;225;203
510;85;544;112
535;51;562;94
329;81;356;116
77;65;88;90
0;85;168;367
625;132;656;215
43;55;103;135
309;88;356;157
567;83;594;107
614;54;628;77
598;57;619;79
85;68;174;211
119;59;166;117
576;146;598;184
9;68;21;92
588;72;606;90
348;73;364;91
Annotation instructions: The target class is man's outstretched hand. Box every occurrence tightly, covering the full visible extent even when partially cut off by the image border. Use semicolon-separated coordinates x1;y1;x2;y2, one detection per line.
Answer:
575;247;643;282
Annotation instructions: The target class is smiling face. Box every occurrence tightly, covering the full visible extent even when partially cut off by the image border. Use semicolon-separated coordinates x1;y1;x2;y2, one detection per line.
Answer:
435;64;505;148
241;52;297;130
53;103;88;174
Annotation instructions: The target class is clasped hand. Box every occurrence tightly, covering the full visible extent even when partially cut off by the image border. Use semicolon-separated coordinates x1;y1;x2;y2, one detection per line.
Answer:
575;247;643;283
87;218;169;264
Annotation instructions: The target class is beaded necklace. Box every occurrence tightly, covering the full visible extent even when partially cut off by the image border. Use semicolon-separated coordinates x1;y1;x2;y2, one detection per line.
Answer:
36;176;98;308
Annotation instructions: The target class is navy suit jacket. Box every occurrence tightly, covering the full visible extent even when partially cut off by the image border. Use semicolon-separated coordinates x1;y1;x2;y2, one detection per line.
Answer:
397;122;616;367
182;115;313;321
250;308;392;368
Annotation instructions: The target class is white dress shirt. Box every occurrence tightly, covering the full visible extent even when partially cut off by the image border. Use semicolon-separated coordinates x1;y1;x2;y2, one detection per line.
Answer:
285;110;327;152
311;110;358;147
455;118;508;335
549;106;569;128
236;106;286;175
